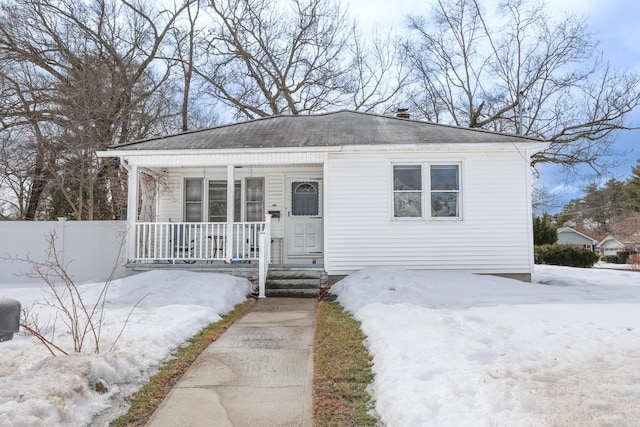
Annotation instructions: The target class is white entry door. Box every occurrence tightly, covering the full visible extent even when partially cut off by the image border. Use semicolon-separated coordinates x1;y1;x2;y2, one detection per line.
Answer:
286;178;323;261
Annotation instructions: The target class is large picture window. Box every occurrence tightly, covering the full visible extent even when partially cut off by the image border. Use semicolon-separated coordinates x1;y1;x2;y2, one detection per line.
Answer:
392;163;461;219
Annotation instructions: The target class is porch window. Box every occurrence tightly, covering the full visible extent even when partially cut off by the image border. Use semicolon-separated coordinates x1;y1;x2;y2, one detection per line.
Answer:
430;165;460;217
393;165;422;218
184;178;203;222
246;177;265;222
208;180;241;222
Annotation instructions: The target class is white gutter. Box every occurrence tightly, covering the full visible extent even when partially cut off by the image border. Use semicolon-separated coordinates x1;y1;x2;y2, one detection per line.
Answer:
96;141;546;159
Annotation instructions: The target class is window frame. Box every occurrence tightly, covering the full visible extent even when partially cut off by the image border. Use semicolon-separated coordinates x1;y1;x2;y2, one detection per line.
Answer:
429;163;461;219
183;177;266;223
391;162;463;221
184;178;204;222
207;179;241;223
245;177;265;222
392;164;424;219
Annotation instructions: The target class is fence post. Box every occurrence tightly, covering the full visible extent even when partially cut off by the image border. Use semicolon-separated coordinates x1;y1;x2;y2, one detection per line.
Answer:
56;217;67;265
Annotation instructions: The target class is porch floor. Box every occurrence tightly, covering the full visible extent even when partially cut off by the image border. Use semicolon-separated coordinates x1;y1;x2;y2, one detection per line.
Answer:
124;262;325;279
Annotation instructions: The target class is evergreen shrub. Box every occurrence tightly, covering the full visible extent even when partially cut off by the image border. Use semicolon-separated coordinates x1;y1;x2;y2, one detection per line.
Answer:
601;255;620;264
617;251;631;264
535;244;599;268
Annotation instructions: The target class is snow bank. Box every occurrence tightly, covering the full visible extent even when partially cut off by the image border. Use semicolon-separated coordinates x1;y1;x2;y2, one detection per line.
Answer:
332;266;640;426
0;270;251;426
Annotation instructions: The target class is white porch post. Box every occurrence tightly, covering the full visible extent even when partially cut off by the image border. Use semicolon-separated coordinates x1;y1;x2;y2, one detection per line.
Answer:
126;163;139;262
226;164;235;262
258;214;272;299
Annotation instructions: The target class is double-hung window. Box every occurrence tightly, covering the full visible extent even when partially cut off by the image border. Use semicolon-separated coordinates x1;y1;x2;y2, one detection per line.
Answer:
430;165;460;218
392;163;461;219
184;178;203;222
393;165;423;218
208;180;241;222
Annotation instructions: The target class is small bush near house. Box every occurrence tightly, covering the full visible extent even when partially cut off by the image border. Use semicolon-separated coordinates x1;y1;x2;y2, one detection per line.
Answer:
601;255;621;264
617;251;631;264
535;244;600;268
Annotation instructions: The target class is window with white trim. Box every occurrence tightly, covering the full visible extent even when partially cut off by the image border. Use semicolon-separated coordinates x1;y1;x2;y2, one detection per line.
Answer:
430;165;460;217
245;177;265;222
392;163;461;219
208;180;241;222
393;165;422;218
184;178;203;222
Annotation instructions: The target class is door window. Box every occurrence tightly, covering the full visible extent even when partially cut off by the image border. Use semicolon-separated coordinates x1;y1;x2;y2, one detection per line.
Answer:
291;182;319;216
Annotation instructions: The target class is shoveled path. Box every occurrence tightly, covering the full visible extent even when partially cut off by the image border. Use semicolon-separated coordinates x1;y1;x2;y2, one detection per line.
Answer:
145;298;317;427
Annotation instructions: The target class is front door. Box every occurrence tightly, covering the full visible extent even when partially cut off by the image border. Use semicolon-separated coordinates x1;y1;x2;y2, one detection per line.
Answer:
286;178;323;262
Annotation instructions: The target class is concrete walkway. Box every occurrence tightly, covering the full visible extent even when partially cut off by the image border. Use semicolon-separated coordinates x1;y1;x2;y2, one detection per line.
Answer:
146;298;317;427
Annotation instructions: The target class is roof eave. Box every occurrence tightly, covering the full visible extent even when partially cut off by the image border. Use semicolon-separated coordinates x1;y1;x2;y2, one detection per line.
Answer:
97;141;547;159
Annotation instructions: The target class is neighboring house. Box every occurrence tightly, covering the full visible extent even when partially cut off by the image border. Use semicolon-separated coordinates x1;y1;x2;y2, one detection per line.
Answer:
557;227;598;251
597;235;637;257
98;110;546;291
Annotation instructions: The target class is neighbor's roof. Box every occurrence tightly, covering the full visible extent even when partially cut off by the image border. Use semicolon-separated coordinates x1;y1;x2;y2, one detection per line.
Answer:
110;110;544;151
557;227;598;243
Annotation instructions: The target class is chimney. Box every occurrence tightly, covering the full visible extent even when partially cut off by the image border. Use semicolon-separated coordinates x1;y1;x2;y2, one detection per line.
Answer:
396;108;410;119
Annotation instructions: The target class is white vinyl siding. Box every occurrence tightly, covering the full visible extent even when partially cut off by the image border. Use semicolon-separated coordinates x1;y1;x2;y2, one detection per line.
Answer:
326;151;532;276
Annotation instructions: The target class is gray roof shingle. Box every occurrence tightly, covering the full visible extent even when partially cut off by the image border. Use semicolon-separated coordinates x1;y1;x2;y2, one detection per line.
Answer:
111;110;543;151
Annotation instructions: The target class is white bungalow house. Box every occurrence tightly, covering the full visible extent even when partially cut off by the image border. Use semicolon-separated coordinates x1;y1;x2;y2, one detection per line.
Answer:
557;227;598;251
98;110;546;295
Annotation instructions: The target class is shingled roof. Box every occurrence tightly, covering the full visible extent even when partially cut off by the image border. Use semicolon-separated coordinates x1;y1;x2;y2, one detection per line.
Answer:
111;110;543;151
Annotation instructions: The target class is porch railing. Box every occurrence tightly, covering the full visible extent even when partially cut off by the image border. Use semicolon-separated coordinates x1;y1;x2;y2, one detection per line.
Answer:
134;221;269;263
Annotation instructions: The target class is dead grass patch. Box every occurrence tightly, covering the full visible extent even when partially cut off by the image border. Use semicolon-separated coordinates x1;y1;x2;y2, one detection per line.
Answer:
313;301;378;426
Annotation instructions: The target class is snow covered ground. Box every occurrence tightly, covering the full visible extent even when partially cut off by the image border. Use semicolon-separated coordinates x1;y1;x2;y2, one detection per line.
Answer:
0;270;252;426
333;265;640;426
1;265;639;426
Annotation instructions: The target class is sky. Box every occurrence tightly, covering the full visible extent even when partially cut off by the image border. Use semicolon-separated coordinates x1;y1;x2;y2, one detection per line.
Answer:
2;265;640;425
346;0;640;211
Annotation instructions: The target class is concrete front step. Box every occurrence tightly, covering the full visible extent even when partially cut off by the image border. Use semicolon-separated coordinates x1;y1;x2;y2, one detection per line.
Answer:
265;267;325;298
265;288;320;298
267;279;321;289
266;268;324;280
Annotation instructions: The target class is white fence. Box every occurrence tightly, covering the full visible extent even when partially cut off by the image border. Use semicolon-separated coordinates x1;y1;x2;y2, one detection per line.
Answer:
0;218;127;284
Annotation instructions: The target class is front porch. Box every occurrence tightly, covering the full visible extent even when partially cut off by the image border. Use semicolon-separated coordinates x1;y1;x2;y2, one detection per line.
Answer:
130;219;273;297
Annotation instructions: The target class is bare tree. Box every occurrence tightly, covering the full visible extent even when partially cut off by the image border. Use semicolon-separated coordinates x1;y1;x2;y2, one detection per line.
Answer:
194;0;354;119
403;0;640;171
194;0;404;119
0;0;195;219
348;28;411;113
